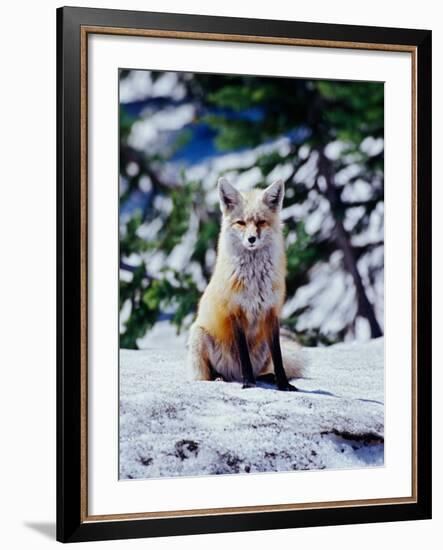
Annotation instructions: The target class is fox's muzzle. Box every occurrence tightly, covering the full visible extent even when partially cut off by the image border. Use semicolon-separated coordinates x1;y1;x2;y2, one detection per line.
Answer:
244;224;259;249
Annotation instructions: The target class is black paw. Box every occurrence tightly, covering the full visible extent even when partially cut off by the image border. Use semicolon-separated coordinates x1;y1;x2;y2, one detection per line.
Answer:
278;382;298;392
242;381;257;389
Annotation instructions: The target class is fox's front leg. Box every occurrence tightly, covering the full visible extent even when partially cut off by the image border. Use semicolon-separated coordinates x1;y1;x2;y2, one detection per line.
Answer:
268;315;298;392
232;318;256;389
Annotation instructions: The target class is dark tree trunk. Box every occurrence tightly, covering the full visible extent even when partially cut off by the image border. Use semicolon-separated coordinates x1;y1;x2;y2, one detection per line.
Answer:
317;148;383;338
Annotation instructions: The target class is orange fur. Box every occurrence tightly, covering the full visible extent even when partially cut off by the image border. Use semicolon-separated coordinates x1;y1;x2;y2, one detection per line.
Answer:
187;179;304;383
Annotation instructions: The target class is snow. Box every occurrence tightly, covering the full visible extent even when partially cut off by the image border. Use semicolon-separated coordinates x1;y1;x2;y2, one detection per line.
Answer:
360;136;384;157
119;337;384;480
136;320;188;350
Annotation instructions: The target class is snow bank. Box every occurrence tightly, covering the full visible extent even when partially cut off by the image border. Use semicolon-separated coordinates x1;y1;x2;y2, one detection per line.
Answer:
119;338;384;479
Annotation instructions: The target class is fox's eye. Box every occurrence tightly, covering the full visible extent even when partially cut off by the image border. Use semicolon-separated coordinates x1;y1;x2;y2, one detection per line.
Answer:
257;220;267;226
235;220;246;226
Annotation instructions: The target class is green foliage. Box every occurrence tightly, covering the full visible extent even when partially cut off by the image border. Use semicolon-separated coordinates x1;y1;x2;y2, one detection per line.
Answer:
207;82;281;111
119;264;156;350
285;223;317;279
256;151;288;176
203;114;270;150
142;270;200;332
120;267;200;349
161;186;194;253
119;176;207;348
315;80;384;143
119;106;135;140
120;211;155;255
191;218;220;265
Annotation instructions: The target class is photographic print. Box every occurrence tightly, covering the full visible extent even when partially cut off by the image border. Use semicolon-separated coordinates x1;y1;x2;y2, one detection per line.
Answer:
118;69;385;480
57;8;431;542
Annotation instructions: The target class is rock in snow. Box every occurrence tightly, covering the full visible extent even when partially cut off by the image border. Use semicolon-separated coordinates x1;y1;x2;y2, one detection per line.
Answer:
119;338;384;480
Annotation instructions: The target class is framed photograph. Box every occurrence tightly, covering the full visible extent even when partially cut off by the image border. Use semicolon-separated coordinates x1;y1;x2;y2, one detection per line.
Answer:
57;6;432;543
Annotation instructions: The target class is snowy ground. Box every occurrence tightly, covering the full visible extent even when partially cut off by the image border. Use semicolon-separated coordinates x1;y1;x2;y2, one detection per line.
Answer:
119;338;384;480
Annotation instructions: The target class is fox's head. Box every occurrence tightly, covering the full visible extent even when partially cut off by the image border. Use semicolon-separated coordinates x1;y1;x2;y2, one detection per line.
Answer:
218;178;284;252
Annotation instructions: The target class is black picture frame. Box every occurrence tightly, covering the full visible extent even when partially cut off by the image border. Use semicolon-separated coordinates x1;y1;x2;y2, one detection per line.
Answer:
57;6;432;543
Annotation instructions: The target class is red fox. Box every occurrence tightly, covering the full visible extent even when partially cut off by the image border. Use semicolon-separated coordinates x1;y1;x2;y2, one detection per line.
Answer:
187;178;303;391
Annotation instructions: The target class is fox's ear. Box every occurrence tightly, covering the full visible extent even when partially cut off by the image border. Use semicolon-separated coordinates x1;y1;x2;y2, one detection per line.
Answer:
218;178;242;213
262;180;284;211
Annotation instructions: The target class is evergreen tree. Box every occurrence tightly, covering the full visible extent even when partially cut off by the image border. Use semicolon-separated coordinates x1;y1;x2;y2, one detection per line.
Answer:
119;70;384;348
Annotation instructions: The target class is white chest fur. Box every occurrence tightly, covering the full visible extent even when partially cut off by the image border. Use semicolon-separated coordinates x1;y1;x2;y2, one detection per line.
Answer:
230;246;281;321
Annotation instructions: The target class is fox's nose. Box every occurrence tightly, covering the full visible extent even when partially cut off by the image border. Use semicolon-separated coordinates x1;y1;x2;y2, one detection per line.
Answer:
248;236;256;244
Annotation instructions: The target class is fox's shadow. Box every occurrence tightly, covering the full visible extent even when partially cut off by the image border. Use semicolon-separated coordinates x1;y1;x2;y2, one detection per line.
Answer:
244;380;383;405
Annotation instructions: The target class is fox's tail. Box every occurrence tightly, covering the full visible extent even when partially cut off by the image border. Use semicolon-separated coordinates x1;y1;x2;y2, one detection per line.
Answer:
280;333;307;380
